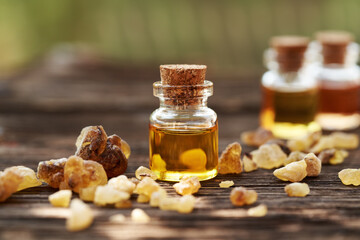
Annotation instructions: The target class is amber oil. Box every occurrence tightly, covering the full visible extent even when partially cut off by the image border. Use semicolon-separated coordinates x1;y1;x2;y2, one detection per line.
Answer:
149;123;218;182
260;85;321;139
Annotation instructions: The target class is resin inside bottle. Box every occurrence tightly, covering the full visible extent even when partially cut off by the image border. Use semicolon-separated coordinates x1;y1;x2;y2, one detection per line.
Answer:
149;124;218;181
149;64;218;181
260;36;320;139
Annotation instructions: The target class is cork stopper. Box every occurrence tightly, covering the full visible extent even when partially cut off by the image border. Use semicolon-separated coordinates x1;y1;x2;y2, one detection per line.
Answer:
155;64;212;107
270;36;309;72
316;31;354;64
160;64;207;85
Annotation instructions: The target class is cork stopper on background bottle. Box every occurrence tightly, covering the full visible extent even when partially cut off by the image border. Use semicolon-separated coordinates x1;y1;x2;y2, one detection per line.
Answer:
158;64;209;107
270;36;309;72
316;31;354;65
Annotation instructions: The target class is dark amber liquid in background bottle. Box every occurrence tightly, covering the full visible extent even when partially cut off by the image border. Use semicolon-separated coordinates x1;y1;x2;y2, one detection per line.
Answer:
316;80;360;130
149;123;218;181
260;85;319;139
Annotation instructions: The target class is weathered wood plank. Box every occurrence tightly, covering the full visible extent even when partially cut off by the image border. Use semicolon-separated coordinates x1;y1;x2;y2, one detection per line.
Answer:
0;63;359;240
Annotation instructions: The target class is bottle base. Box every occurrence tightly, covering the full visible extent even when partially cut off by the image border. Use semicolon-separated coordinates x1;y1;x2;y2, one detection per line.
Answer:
152;168;218;182
269;121;321;139
316;113;360;131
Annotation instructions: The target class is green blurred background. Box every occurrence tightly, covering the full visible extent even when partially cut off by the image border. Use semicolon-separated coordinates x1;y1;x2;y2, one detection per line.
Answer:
0;0;359;76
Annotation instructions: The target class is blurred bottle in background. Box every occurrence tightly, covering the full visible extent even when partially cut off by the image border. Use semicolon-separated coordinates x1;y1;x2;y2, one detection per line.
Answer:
313;31;360;130
260;36;321;139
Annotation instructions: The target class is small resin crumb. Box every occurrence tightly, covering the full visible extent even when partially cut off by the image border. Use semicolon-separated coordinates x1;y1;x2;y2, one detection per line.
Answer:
287;131;321;152
108;175;136;194
318;149;349;165
218;142;243;174
242;153;258;172
173;176;201;195
331;132;359;149
273;160;307;182
180;148;207;171
134;177;161;198
137;194;150;203
135;166;157;180
109;214;126;223
150;189;167;207
247;204;268;217
79;186;97;202
94;185;130;206
131;208;150;223
230;187;257;206
338;169;360;186
114;199;132;209
241;127;274;147
284;151;306;166
66;199;94;232
304;153;321;177
252;144;287;169
285;183;310;197
219;180;234;188
177;195;196;214
49;190;72;207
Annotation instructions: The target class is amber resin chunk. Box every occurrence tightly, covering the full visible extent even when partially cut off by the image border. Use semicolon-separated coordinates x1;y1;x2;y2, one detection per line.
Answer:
285;183;310;197
135;166;157;180
218;142;243;174
304;153;321;177
134;177;161;198
219;180;234;188
49;190;72;207
310;132;359;153
242;153;258;172
75;125;129;178
287;131;321;152
230;187;257;206
11;166;42;191
273;160;307;182
247;204;268;217
241;128;274;147
37;158;67;188
37;156;107;192
173;176;201;195
0;167;23;202
318;149;349;165
252;144;287;169
131;208;150;223
338;169;360;186
284;151;307;166
66;199;94;232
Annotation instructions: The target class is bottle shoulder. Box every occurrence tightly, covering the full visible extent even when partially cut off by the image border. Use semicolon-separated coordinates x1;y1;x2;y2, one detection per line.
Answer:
316;65;360;83
261;69;317;91
150;107;217;129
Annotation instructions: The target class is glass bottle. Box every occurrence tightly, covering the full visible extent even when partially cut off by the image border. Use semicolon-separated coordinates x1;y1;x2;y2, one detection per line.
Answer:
149;65;218;181
314;31;360;130
260;36;321;139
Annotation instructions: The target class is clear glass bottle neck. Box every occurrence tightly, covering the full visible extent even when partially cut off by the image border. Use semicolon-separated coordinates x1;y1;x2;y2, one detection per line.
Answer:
158;97;209;110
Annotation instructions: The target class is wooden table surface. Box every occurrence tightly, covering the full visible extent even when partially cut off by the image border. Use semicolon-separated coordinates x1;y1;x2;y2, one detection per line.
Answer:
0;57;359;240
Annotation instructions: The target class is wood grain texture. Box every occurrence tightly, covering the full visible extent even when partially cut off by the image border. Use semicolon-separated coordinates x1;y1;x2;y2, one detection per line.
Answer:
0;60;359;240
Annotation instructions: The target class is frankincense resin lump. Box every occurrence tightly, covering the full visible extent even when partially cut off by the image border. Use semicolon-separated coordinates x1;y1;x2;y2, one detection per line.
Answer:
37;156;107;192
252;144;287;169
303;153;321;177
247;204;268;217
338;169;360;186
273;160;307;182
66;199;94;232
241;127;274;147
49;190;72;207
135;166;157;180
242;153;258;172
218;142;243;174
230;187;257;206
75;125;129;178
284;183;310;197
173;176;201;195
